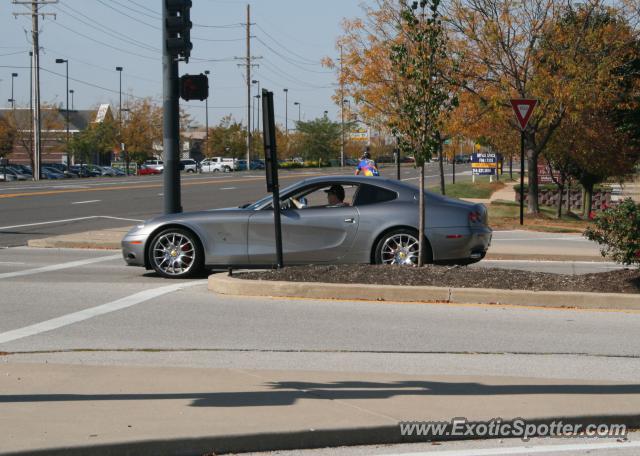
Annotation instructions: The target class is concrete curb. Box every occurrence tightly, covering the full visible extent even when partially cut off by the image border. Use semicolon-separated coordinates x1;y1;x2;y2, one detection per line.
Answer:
484;253;607;262
27;238;121;249
208;274;640;311
5;415;639;456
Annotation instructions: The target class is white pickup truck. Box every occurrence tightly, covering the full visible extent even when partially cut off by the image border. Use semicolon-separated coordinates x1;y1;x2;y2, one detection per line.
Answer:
200;157;237;173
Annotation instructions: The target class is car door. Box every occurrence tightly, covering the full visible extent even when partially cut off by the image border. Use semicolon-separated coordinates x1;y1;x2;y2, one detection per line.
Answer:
247;206;359;264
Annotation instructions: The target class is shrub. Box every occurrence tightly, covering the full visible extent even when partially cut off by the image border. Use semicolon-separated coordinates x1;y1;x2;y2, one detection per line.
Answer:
584;198;640;267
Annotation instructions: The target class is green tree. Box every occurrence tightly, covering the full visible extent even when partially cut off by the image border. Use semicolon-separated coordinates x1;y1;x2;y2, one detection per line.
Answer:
69;119;117;165
207;115;247;159
389;0;456;266
121;98;163;163
0;115;16;158
295;117;343;164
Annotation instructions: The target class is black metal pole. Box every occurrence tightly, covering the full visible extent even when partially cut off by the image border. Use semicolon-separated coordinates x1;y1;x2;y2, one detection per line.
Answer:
162;3;182;214
519;130;525;225
65;61;69;169
262;89;283;268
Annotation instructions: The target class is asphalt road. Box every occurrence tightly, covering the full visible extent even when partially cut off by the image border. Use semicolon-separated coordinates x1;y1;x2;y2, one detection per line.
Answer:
0;163;473;247
1;248;638;383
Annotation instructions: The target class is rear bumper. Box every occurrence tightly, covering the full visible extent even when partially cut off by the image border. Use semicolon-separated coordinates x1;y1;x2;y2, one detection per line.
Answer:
431;226;492;263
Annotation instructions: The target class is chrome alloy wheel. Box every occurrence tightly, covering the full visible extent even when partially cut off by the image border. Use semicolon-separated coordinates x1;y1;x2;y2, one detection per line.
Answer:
380;233;419;265
152;233;195;276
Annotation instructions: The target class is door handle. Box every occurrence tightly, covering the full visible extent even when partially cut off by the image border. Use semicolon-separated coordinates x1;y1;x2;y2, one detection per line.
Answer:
344;218;355;223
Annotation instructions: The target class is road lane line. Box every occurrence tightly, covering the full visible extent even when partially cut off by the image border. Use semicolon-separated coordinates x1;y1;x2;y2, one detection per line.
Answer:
0;215;142;231
220;187;237;190
71;200;101;205
382;441;640;455
0;254;121;280
0;280;205;344
0;173;304;199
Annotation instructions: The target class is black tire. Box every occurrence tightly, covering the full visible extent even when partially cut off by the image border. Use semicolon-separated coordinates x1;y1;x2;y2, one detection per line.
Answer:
148;228;204;279
374;228;433;265
223;166;231;173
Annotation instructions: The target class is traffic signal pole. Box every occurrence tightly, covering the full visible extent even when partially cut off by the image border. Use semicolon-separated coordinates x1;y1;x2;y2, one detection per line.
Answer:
162;2;182;214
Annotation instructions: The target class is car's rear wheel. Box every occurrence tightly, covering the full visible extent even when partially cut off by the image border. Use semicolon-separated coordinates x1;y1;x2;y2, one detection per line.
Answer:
223;166;231;173
148;228;204;278
374;228;432;266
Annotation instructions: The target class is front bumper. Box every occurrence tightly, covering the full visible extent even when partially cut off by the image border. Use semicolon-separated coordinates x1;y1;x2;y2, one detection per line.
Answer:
121;234;147;267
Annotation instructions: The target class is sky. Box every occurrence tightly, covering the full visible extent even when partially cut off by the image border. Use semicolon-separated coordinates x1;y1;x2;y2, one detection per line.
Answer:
0;0;365;129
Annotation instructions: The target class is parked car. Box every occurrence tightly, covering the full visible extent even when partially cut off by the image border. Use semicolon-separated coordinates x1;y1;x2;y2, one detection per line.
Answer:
69;165;101;178
237;159;263;171
9;164;33;176
122;175;492;278
138;165;162;175
40;167;66;179
0;167;29;181
454;155;472;164
179;159;198;173
200;157;236;173
143;159;164;172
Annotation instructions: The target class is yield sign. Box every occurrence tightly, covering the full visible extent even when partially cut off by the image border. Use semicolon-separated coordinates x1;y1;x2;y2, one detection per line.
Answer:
510;99;538;130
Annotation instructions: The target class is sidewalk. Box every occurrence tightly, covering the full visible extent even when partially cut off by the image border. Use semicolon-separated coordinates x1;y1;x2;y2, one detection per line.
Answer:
461;180;516;205
1;362;638;455
27;226;131;250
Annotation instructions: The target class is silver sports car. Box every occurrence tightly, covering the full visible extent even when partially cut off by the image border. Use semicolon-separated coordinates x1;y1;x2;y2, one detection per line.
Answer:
122;175;492;278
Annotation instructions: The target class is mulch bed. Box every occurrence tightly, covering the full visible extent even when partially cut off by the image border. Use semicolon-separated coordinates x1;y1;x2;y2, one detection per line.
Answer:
238;264;640;294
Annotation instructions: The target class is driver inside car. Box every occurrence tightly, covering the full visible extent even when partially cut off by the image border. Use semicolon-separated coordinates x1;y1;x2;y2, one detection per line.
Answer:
324;185;348;207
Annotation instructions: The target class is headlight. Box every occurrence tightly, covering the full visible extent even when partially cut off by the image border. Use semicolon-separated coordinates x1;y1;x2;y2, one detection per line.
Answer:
135;224;145;230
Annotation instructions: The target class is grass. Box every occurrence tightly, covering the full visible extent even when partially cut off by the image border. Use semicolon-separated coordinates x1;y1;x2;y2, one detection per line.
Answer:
488;200;592;233
428;179;505;199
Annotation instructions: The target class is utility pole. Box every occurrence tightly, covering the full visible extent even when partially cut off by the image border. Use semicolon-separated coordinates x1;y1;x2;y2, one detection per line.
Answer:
236;4;260;165
283;88;288;136
13;0;57;181
245;4;251;165
340;44;345;167
204;69;210;160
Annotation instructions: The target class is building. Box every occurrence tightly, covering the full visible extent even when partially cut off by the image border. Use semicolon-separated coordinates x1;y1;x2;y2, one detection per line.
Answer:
0;104;114;166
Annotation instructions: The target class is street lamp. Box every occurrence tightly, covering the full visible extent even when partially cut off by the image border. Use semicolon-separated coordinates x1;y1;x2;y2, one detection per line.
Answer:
8;73;18;109
251;79;260;133
294;101;301;123
69;89;74;111
55;59;70;168
323;110;328;119
115;66;126;174
283;88;288;136
204;70;210;160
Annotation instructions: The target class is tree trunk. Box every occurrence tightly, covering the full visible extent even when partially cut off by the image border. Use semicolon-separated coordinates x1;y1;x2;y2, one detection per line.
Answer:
418;162;426;267
525;148;540;214
438;139;445;195
583;183;594;219
556;183;564;219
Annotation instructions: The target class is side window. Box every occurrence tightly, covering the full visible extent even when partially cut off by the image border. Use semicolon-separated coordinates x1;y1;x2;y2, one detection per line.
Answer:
353;184;397;206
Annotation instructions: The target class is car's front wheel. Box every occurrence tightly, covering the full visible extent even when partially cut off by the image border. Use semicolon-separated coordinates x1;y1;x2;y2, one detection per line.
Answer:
374;228;432;265
148;228;204;278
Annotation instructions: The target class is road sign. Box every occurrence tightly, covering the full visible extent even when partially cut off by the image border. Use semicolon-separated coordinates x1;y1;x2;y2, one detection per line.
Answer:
472;152;502;176
510;99;538;130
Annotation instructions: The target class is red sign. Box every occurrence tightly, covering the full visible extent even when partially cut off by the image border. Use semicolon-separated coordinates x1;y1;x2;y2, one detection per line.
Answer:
510;99;538;130
537;163;560;184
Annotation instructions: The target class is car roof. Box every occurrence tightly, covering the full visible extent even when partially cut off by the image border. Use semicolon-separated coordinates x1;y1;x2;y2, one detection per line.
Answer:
295;175;413;190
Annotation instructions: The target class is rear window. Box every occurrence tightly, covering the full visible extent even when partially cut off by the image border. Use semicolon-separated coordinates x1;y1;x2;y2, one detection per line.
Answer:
354;184;397;206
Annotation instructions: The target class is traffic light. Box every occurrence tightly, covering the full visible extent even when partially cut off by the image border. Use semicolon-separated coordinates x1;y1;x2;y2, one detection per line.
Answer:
180;73;209;101
164;0;192;62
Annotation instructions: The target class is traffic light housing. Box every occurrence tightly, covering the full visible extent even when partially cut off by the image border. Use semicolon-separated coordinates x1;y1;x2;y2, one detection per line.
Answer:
164;0;192;62
180;73;209;101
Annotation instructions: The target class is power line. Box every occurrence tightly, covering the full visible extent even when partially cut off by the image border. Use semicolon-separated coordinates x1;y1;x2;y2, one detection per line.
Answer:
95;0;158;30
51;21;160;61
56;2;160;53
255;24;321;65
255;36;332;74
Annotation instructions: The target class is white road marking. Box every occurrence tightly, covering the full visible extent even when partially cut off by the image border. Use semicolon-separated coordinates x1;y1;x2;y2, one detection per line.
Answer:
482;259;620;266
0;215;143;231
0;261;25;265
382;440;640;456
492;237;587;242
0;280;205;344
71;199;101;205
220;187;237;190
0;254;121;280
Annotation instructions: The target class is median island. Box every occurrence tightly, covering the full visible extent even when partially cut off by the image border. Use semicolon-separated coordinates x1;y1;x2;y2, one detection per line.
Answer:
237;264;640;294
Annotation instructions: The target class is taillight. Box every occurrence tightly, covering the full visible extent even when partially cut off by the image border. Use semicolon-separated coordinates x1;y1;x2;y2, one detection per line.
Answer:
468;210;482;224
